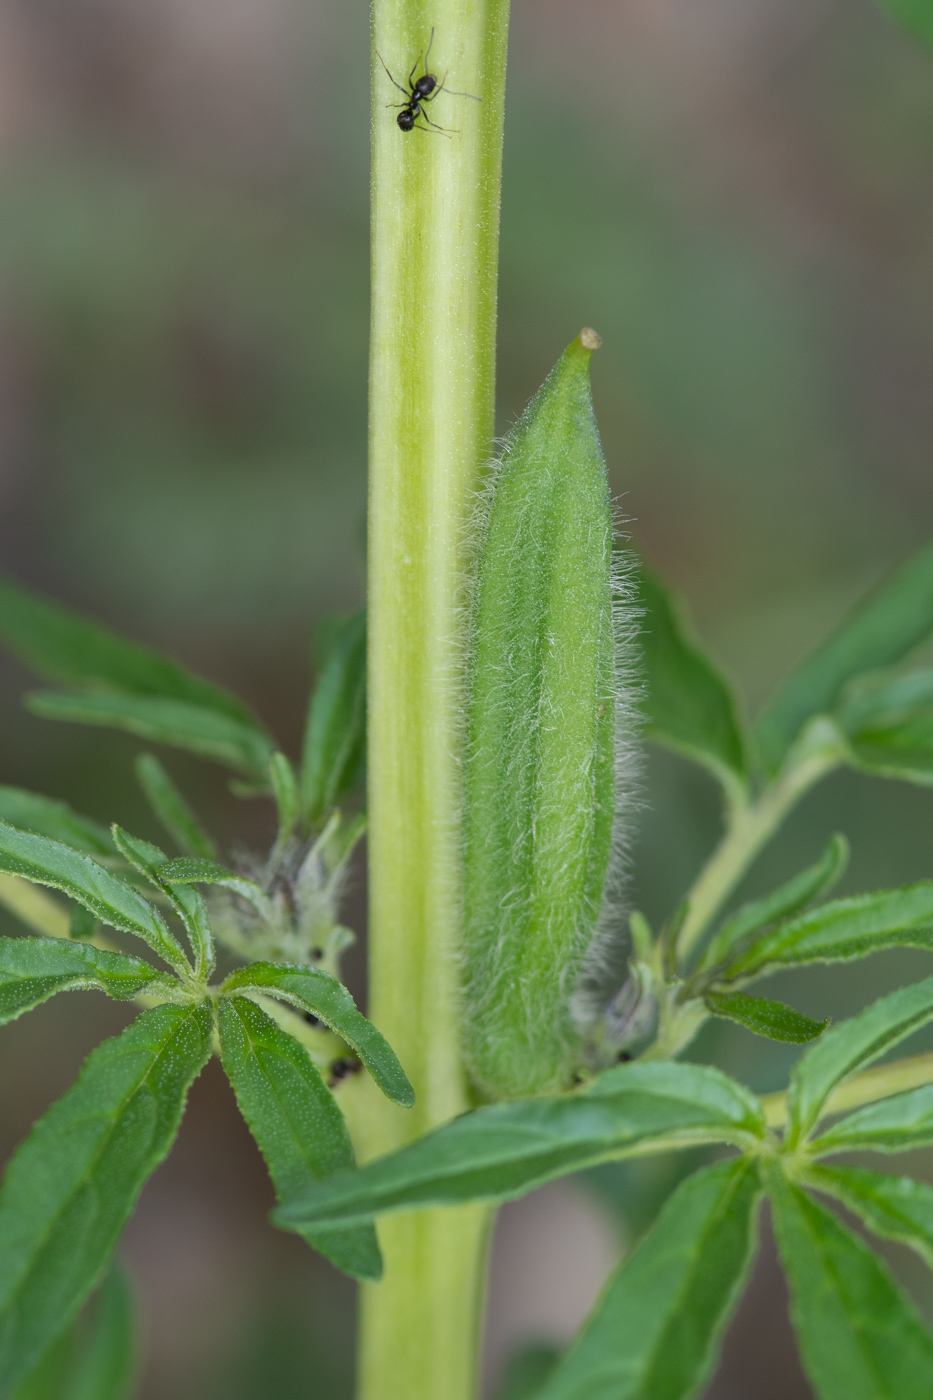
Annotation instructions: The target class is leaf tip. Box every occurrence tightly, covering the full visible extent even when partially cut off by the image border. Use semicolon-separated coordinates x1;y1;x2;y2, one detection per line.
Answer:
579;327;602;351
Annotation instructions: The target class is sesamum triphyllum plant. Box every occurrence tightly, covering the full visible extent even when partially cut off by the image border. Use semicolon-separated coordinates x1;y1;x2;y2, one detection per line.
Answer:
461;328;642;1101
6;182;933;1400
4;320;933;1400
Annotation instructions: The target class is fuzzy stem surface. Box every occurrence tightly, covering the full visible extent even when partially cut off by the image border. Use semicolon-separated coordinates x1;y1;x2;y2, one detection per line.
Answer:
362;2;509;1398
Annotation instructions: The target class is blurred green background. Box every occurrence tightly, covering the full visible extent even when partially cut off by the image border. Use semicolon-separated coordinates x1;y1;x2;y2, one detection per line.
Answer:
2;0;933;1395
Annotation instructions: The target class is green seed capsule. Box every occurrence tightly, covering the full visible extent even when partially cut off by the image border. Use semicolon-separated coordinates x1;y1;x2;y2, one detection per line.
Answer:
462;330;640;1099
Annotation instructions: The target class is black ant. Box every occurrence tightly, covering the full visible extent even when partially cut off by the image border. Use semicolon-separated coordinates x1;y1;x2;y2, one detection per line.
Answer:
377;29;479;136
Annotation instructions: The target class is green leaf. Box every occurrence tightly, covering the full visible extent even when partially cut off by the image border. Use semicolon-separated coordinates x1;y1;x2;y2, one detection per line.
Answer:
802;1164;933;1270
723;882;933;984
134;754;216;859
635;564;748;800
786;975;933;1147
0;821;188;975
111;829;213;981
0;575;256;725
846;719;933;787
535;1158;760;1400
0;789;114;858
27;692;274;782
269;753;300;842
837;669;933;731
8;1266;137;1400
158;857;273;923
0;937;175;1025
495;1347;561;1400
218;996;381;1281
768;1162;933;1400
273;1062;765;1230
220;962;413;1108
9;1331;72;1400
0;1001;212;1391
462;332;635;1099
833;671;933;786
755;541;933;776
68;907;97;942
810;1083;933;1156
875;0;933;52
300;609;366;826
64;1265;138;1400
698;834;849;974
705;990;828;1044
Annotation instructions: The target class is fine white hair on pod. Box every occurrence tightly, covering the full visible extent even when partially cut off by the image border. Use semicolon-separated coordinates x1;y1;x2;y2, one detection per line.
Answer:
569;524;645;1032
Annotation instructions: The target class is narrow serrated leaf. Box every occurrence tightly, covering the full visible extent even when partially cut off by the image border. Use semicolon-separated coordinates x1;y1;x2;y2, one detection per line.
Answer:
724;883;933;984
837;669;933;731
849;720;933;786
274;1062;765;1230
536;1158;760;1400
300;609;366;826
218;997;381;1281
0;788;114;857
158;858;272;924
111;829;212;980
705;991;828;1044
134;754;216;859
833;670;933;784
0;575;256;724
810;1083;933;1156
755;541;933;775
0;937;175;1024
28;692;274;781
768;1162;933;1400
221;962;413;1107
0;1001;212;1391
269;753;300;841
0;821;187;974
699;834;848;974
802;1164;933;1270
786;976;933;1146
635;564;748;799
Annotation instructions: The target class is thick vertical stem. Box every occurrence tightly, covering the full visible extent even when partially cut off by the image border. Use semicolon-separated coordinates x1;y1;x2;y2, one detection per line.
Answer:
362;2;509;1399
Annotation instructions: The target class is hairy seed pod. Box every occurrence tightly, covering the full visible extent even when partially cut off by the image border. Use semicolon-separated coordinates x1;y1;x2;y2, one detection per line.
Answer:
462;330;640;1099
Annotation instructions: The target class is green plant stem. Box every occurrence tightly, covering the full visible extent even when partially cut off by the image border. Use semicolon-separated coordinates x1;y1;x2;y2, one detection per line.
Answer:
677;738;842;964
761;1049;933;1130
362;3;509;1399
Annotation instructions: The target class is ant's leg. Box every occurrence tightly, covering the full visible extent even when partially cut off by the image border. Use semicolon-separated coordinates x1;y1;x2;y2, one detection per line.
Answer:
376;50;409;97
408;47;424;88
439;85;482;101
427;71;481;104
420;110;457;135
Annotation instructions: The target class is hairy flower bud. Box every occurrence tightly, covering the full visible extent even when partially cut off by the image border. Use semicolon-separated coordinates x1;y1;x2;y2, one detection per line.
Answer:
461;330;640;1099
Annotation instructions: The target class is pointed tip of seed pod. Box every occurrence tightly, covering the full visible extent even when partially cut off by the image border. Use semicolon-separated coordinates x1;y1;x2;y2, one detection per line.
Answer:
579;327;602;350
